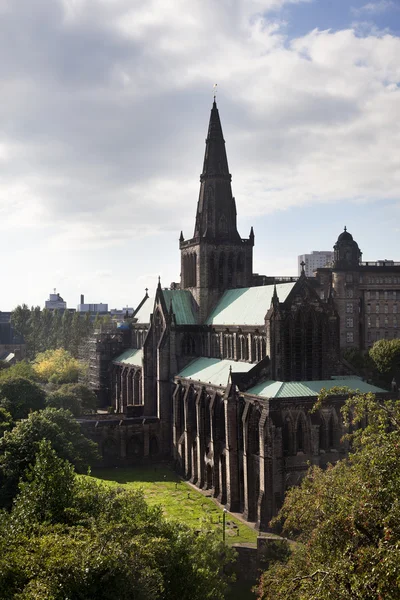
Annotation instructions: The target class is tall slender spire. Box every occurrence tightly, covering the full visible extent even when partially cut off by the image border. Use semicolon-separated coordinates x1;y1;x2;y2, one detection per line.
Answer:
194;100;240;242
200;100;230;182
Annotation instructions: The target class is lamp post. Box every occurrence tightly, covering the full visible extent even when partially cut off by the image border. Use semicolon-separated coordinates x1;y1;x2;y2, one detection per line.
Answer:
222;508;227;543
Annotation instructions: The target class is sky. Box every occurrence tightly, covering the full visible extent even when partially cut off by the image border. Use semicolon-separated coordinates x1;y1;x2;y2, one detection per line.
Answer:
1;0;400;311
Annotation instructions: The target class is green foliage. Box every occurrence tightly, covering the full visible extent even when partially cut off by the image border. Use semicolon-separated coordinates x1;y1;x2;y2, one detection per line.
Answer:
0;445;235;600
10;305;94;359
45;384;96;416
33;349;82;383
369;338;400;375
0;377;46;420
45;390;82;416
257;393;400;600
0;408;13;438
11;304;31;340
0;361;38;382
0;361;10;372
0;408;99;508
12;439;75;528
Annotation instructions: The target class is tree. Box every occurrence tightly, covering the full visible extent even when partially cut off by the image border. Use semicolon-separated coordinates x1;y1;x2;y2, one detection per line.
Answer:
0;377;46;420
39;308;54;354
257;392;400;600
11;304;31;340
46;383;97;416
0;360;38;383
33;348;82;383
0;407;99;508
50;309;62;349
60;310;73;353
369;339;400;375
12;439;75;527
27;306;43;359
0;445;235;600
0;408;13;437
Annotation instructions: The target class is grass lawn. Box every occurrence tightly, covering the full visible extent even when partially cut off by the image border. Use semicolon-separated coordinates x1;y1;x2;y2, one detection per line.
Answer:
89;465;258;546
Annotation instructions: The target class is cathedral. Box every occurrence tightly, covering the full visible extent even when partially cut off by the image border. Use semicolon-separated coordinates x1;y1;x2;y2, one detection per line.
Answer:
82;100;387;529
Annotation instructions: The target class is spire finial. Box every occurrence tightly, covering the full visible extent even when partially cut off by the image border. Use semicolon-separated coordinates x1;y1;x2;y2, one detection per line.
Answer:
300;260;306;274
145;287;148;297
213;83;218;103
157;276;161;288
344;225;347;232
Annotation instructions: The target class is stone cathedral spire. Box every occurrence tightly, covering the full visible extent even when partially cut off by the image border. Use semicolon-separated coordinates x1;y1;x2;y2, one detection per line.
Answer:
180;99;254;322
194;100;241;242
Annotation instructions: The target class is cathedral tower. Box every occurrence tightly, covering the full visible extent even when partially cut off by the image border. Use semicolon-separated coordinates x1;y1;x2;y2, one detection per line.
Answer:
180;100;254;321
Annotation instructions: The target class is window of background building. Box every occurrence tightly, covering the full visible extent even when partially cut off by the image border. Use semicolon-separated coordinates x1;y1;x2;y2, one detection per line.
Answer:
394;278;398;284
367;316;371;328
346;303;353;313
394;291;397;300
394;317;398;328
367;304;371;313
376;291;380;300
394;304;398;314
385;304;389;314
346;274;353;283
367;331;371;342
376;317;380;328
385;331;389;338
346;289;354;298
346;332;354;343
376;304;380;314
384;316;388;326
366;291;371;300
346;317;353;328
384;291;388;300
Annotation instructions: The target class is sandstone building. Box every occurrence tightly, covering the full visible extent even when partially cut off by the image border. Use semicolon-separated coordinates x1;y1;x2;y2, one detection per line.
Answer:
81;100;387;529
316;229;400;350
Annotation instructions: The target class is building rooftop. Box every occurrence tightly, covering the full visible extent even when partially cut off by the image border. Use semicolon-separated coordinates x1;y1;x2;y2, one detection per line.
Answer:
206;282;296;326
133;297;154;324
177;357;253;387
247;378;387;398
162;289;198;325
113;348;143;366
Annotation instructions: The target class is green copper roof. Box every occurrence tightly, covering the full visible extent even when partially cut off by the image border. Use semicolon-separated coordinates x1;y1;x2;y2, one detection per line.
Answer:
247;378;387;399
113;348;143;366
133;297;154;324
177;357;253;387
162;289;198;325
206;282;296;326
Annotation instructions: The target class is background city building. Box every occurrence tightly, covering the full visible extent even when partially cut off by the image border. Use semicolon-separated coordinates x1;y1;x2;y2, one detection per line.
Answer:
77;295;108;314
45;290;67;311
298;251;334;277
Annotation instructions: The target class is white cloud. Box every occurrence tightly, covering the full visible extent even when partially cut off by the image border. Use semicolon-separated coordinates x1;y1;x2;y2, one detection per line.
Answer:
352;1;397;15
0;0;400;307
